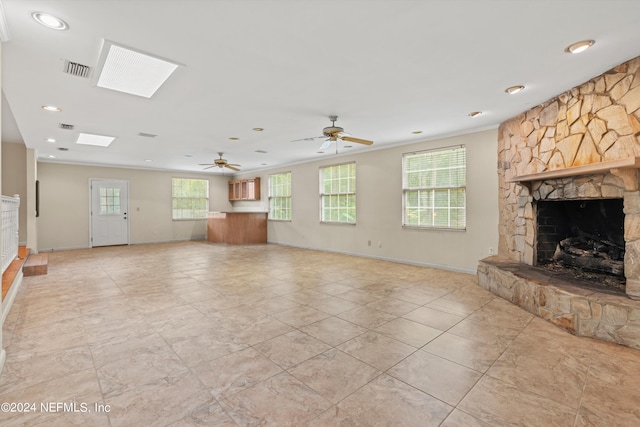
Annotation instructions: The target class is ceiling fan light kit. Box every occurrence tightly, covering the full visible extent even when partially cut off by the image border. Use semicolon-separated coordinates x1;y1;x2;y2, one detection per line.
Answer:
199;152;241;171
295;115;374;151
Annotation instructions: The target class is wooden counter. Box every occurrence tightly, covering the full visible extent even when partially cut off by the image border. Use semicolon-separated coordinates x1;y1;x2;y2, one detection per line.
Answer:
207;212;267;244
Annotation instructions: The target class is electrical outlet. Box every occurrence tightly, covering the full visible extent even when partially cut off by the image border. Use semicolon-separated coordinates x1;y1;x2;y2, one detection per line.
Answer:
489;247;494;255
368;240;371;247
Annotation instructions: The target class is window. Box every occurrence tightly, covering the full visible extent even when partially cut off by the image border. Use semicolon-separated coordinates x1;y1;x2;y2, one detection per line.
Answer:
320;162;356;224
171;178;209;220
269;172;292;220
403;145;466;229
99;187;121;214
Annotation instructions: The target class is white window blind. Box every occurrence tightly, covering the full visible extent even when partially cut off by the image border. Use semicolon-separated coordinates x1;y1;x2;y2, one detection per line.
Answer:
171;178;209;220
402;146;466;229
320;162;356;224
269;172;292;221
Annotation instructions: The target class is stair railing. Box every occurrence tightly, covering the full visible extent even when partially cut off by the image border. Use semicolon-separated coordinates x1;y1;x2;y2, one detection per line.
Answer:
1;194;20;275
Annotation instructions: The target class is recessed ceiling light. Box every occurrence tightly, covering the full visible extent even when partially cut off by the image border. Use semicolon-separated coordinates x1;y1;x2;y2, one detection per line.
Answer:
42;105;61;112
317;151;325;154
252;128;264;132
57;147;69;151
45;138;56;143
76;132;115;147
565;39;595;54
144;159;153;162
505;85;525;94
255;150;268;154
468;111;483;117
31;12;68;31
412;131;423;134
229;137;239;141
344;145;353;148
94;40;180;98
184;154;193;158
48;155;56;158
261;163;268;166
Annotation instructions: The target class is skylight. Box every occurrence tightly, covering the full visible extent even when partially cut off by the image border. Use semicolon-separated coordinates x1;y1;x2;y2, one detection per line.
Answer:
95;40;179;98
76;133;115;147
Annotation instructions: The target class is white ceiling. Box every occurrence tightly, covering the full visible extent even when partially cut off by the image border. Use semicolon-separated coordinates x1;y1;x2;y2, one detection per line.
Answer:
3;0;640;174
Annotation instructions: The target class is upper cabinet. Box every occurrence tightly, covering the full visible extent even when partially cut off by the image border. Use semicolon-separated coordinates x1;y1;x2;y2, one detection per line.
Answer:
228;177;261;201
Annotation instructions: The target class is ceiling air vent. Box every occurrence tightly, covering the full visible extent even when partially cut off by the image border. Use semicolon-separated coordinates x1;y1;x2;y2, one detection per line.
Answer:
59;123;74;130
57;147;69;151
63;60;91;78
137;132;157;138
255;150;268;154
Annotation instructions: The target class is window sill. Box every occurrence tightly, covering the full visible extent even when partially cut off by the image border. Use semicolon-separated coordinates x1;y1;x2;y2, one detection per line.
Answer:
402;225;466;232
320;221;356;226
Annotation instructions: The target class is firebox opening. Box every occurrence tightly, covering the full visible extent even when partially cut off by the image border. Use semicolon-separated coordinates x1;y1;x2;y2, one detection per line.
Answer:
535;198;625;292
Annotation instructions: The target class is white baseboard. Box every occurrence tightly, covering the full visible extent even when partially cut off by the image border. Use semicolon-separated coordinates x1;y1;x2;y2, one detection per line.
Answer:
268;240;477;275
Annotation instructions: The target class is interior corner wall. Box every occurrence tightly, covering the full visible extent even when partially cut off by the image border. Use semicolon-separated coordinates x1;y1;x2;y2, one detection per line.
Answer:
231;128;499;273
36;163;231;251
1;142;27;243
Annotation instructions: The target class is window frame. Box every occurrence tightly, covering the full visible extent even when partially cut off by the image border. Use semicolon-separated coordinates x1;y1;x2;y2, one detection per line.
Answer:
402;145;466;231
319;161;357;225
171;177;209;221
268;171;292;221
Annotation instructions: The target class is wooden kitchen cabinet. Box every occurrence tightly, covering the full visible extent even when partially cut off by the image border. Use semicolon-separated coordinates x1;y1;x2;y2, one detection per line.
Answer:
228;177;260;201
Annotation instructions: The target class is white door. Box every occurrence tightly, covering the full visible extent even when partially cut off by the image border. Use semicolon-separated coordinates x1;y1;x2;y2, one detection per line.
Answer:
90;179;129;247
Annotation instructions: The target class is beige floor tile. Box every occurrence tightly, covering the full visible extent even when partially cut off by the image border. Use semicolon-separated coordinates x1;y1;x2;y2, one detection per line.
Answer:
105;374;214;427
334;288;381;304
337;306;397;329
440;409;493;426
337;374;452;426
306;295;361;315
374;317;442;348
4;241;640;426
300;316;368;346
338;331;415;371
305;405;365;427
388;350;482;406
423;332;505;372
288;348;381;403
365;297;420;316
254;330;332;369
271;305;331;327
402;306;464;331
192;347;283;399
220;371;332;426
458;375;576;426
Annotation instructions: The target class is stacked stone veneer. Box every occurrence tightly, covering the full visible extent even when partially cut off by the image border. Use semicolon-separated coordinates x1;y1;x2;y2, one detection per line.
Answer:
478;55;640;348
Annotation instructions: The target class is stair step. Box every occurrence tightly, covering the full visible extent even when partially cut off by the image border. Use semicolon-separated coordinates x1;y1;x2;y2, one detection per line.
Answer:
23;253;48;276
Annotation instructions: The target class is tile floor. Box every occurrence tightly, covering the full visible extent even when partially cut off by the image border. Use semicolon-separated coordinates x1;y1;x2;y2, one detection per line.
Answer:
1;241;640;426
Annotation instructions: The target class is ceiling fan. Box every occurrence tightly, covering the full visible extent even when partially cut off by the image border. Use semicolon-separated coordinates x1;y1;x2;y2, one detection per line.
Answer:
294;115;374;150
199;152;241;171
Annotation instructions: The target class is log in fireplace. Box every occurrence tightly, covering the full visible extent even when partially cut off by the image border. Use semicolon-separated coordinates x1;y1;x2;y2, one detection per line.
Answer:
535;198;626;291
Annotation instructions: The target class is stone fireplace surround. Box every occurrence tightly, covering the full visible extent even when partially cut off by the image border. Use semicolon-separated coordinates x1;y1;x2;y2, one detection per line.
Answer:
478;55;640;349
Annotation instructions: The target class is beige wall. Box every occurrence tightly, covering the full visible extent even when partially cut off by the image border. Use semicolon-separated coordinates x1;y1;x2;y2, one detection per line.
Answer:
233;129;499;273
37;163;231;251
34;129;498;272
1;142;27;243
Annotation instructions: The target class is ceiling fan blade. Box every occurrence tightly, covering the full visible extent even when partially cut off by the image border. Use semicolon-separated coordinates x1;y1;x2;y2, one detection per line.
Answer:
341;136;374;145
227;163;241;167
291;136;324;142
225;165;241;171
320;139;332;150
202;165;216;170
198;163;215;166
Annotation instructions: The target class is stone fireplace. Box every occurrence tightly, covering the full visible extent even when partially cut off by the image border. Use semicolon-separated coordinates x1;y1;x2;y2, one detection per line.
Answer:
478;55;640;349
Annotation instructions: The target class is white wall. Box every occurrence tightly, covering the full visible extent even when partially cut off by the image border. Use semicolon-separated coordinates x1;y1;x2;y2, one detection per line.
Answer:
233;129;499;273
37;163;231;251
1;142;27;243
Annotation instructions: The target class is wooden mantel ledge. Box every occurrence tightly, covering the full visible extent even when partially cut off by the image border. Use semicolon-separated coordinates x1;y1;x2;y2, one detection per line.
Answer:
506;157;640;183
